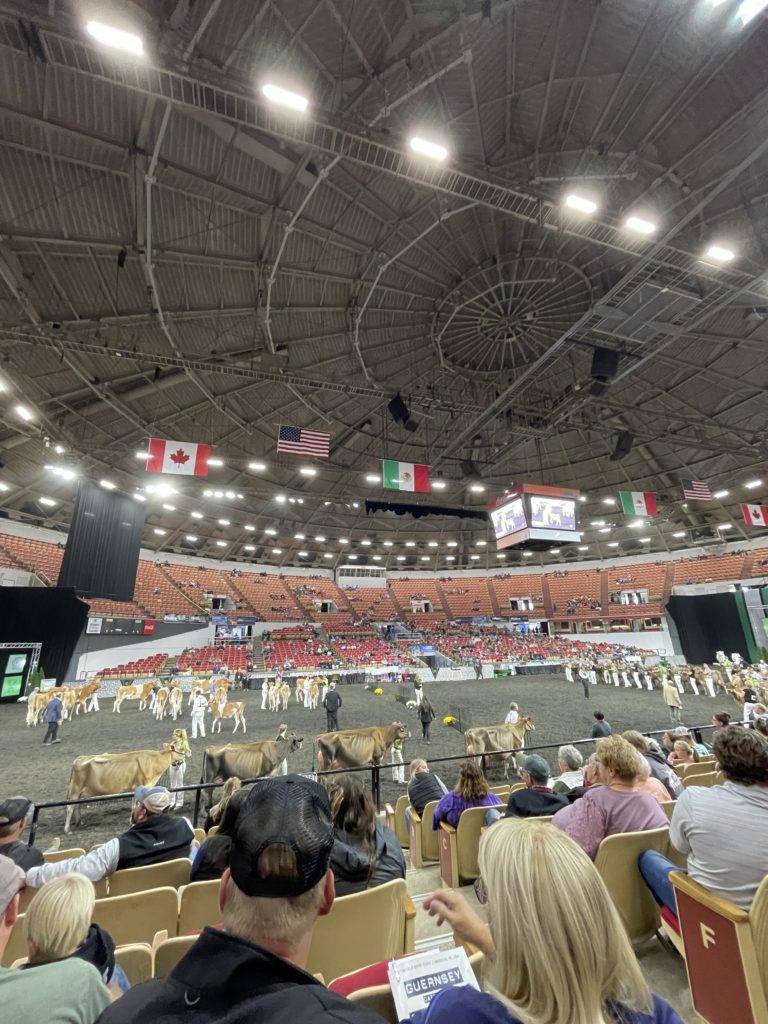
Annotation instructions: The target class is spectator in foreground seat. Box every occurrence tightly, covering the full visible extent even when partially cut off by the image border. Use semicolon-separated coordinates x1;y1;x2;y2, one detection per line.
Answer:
640;726;768;912
0;856;110;1023
432;760;502;831
621;732;682;799
552;736;668;860
418;822;682;1024
406;759;447;828
327;774;405;896
191;789;248;883
95;775;384;1024
0;798;43;871
487;754;567;823
23;873;129;994
552;746;584;793
25;787;194;888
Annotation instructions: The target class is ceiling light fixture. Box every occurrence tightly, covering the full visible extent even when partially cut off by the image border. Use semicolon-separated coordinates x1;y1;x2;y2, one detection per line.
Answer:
39;496;56;507
218;519;231;526
248;461;266;471
244;524;255;532
135;451;149;459
216;540;227;547
298;550;309;557
405;541;416;548
713;489;729;499
271;548;282;555
745;479;763;489
522;551;533;557
704;244;735;263
578;495;587;503
86;20;144;56
14;404;33;421
315;535;325;543
207;458;224;467
607;541;620;548
244;544;255;551
578;545;589;551
738;0;768;24
360;539;372;547
409;136;448;161
225;490;235;499
396;555;406;561
365;474;381;483
717;523;733;530
432;480;447;490
602;497;617;506
133;493;146;503
185;535;198;542
153;527;166;536
294;533;306;540
624;215;657;235
299;467;317;477
261;83;309;113
550;548;561;554
640;537;651;543
446;555;455;562
190;511;203;519
275;495;286;504
599;527;612;534
323;553;332;559
162;503;176;511
564;194;598;215
382;540;393;547
469;483;485;493
421;555;431;561
264;528;277;536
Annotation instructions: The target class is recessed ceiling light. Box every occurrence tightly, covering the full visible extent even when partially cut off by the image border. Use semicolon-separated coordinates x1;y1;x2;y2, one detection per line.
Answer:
323;553;332;559
248;461;266;471
272;548;282;555
185;535;198;542
607;541;620;548
100;479;116;491
382;541;393;547
431;480;447;490
15;404;33;421
190;511;203;519
218;519;231;526
216;540;227;547
704;244;735;263
264;528;277;536
578;495;587;503
713;489;729;499
717;523;733;530
550;548;561;554
396;555;406;561
745;479;763;489
469;483;485;493
405;541;416;547
275;495;287;504
86;20;144;55
299;467;317;477
207;458;224;467
564;194;598;215
135;451;149;460
315;535;325;543
162;503;176;511
409;137;448;161
624;215;657;235
446;556;455;562
599;527;612;534
262;83;309;113
153;527;166;535
244;544;255;551
244;524;255;531
578;545;589;551
298;550;309;557
428;541;438;548
602;497;616;506
39;496;56;507
672;531;686;538
421;556;430;561
522;551;533;557
365;474;381;483
738;0;768;25
133;493;146;502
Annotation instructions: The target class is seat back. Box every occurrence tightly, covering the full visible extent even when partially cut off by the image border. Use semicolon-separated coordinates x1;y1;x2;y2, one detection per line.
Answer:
109;858;191;897
683;759;716;778
392;794;410;848
193;828;206;845
114;943;154;984
455;806;490;882
1;913;26;967
349;985;399;1024
420;800;439;862
672;871;768;1024
683;772;717;788
660;800;676;821
177;879;221;934
92;886;179;946
306;878;408;983
43;847;86;863
594;827;670;944
154;934;197;977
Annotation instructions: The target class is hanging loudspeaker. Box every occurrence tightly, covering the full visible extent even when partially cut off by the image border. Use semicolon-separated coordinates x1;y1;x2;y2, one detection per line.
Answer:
609;431;634;461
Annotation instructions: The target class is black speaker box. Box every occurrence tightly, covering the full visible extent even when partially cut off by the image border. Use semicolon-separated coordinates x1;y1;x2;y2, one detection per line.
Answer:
609;430;634;461
591;347;619;382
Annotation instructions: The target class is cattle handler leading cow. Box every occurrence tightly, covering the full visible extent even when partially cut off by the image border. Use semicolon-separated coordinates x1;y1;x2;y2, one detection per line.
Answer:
323;681;342;731
24;785;195;887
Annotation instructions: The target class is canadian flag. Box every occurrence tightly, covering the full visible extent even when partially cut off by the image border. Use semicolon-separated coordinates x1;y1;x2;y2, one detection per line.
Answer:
742;503;768;528
146;438;212;476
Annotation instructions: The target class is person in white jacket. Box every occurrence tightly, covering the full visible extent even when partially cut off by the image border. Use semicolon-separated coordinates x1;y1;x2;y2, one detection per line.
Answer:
191;690;208;738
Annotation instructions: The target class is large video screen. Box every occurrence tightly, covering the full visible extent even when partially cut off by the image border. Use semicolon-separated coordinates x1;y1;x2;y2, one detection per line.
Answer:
529;496;577;532
491;497;527;540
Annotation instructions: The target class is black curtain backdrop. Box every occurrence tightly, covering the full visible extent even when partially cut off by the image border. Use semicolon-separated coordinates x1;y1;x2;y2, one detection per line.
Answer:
666;593;749;664
0;587;88;684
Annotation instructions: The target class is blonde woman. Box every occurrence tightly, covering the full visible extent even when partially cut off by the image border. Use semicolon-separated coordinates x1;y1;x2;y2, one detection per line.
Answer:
167;728;191;809
419;821;682;1024
23;872;128;996
552;736;668;859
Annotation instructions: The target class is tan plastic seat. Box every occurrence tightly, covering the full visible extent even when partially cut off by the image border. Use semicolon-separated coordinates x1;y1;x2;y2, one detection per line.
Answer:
306;878;414;984
177;879;221;934
43;847;86;863
407;800;439;868
593;826;671;945
109;858;191;897
660;800;676;821
92;886;179;946
153;934;197;977
193;828;206;845
207;825;220;837
682;758;716;776
114;943;154;984
683;772;717;788
439;806;489;889
385;795;409;849
1;913;26;967
668;871;768;1023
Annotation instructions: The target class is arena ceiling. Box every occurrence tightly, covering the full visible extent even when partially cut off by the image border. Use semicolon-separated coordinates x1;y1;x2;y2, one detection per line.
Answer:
0;0;767;572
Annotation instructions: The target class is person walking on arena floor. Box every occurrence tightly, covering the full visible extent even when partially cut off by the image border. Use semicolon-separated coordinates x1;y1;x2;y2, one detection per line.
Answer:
591;710;612;737
42;691;63;745
662;676;683;724
261;677;270;710
191;688;208;738
390;732;405;783
24;786;195;888
418;695;436;743
504;702;520;724
95;776;384;1024
167;728;192;809
323;681;342;731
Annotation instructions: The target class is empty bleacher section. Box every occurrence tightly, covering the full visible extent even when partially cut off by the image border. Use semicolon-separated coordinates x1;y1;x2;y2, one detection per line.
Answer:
100;654;168;679
672;551;749;585
490;573;546;615
0;534;64;584
284;575;353;621
133;561;202;617
262;627;335;670
159;563;254;615
547;568;603;618
440;577;494;617
227;572;304;621
342;586;399;621
388;579;447;622
177;645;248;675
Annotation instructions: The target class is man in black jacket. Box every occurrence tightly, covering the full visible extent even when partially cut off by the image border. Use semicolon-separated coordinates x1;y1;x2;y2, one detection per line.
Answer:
323;682;342;731
495;754;568;820
96;775;384;1024
406;759;447;828
0;798;43;871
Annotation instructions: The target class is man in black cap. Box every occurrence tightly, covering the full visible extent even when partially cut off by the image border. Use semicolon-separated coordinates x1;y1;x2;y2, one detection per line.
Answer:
322;681;342;731
96;775;384;1024
0;798;42;871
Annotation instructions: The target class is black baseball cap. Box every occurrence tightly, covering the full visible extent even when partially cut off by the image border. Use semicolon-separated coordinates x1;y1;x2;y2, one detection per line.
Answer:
0;798;32;827
229;775;334;898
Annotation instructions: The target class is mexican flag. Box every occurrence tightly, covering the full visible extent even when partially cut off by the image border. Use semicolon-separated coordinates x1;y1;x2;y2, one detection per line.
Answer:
382;460;429;492
742;503;768;527
619;491;657;516
146;438;212;476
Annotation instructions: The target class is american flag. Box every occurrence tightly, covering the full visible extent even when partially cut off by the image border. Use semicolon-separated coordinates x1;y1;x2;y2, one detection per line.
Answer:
682;479;713;500
277;424;330;459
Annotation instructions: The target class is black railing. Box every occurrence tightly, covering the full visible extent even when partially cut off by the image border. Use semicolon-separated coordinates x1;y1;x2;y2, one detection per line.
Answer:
25;721;720;847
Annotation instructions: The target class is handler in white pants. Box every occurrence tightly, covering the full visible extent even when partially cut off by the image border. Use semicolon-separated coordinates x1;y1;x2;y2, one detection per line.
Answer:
86;691;100;712
391;737;405;783
261;678;269;710
191;691;208;739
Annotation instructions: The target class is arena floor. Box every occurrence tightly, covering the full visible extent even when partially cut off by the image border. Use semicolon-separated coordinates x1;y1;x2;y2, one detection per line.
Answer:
1;673;724;850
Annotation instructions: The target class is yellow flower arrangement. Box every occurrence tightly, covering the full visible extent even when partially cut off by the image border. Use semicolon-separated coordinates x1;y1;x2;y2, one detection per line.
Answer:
443;715;456;725
373;687;384;695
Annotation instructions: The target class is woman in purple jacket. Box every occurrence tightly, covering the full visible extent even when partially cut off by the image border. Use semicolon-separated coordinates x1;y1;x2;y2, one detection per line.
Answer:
432;760;502;830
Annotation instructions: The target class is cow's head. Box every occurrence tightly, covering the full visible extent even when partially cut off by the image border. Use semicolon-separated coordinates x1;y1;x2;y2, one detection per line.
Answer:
393;722;409;740
520;717;536;733
286;731;304;753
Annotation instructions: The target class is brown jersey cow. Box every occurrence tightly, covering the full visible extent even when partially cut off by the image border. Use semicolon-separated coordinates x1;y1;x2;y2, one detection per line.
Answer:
464;718;536;778
315;722;409;770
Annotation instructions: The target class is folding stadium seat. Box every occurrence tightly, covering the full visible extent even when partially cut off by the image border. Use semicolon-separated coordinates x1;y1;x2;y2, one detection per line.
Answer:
305;878;414;984
91;887;179;946
593;827;671;945
665;872;768;1024
114;943;154;985
153;934;197;977
384;795;410;849
407;799;439;869
108;858;191;897
43;847;86;863
2;915;27;967
682;772;718;789
177;879;221;934
438;806;488;888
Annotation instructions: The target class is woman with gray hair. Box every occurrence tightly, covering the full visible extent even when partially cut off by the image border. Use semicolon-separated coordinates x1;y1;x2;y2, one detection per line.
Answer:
552;746;584;793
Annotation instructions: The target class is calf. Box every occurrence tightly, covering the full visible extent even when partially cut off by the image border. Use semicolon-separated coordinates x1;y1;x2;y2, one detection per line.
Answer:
211;699;246;734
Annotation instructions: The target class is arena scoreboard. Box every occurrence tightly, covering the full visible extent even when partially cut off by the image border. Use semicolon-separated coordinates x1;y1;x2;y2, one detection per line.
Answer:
86;617;156;636
489;483;582;549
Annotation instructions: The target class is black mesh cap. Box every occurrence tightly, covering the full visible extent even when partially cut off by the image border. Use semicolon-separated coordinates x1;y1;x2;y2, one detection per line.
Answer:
229;774;335;898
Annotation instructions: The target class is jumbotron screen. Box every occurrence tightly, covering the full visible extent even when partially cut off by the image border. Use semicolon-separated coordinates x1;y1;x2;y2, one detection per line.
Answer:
491;497;527;541
529;495;577;532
